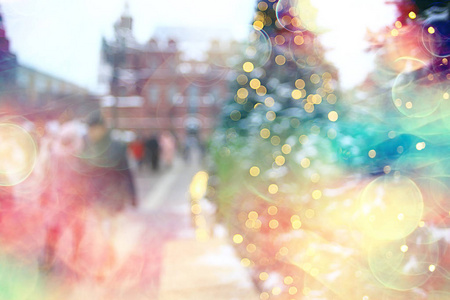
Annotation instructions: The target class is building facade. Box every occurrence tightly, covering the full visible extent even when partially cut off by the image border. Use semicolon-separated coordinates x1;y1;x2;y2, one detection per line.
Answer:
0;8;92;120
100;6;235;142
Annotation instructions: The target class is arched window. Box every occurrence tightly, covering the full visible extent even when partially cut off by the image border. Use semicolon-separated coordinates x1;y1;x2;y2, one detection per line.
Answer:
187;85;199;113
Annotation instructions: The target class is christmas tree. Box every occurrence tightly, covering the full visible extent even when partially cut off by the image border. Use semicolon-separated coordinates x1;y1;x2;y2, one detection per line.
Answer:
209;0;450;299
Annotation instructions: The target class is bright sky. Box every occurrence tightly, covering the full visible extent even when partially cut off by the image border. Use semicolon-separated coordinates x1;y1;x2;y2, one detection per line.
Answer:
1;0;396;92
1;0;256;92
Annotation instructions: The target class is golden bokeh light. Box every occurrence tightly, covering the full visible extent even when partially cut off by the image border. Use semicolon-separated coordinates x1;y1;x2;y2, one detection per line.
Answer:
249;166;260;177
268;184;279;194
233;234;244;244
249;78;261;89
301;157;311;168
328;111;338;122
281;144;291;154
264;97;274;107
275;55;286;65
260;128;270;139
268;206;278;215
243;62;254;72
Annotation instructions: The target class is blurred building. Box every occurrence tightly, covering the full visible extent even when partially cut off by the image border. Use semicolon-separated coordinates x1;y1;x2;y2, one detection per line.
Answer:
0;8;92;120
100;5;237;142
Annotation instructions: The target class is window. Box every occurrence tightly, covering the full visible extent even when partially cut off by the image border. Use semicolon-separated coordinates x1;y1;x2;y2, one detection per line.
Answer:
148;84;160;104
168;84;177;104
17;70;29;88
187;86;199;113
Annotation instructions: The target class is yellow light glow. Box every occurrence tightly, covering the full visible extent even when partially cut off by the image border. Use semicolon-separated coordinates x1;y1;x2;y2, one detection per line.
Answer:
295;79;305;89
395;21;402;29
266;111;276;121
265;97;274;107
268;184;278;194
249;78;261;89
292;89;302;99
246;243;256;253
304;103;314;113
245;219;255;228
272;287;281;295
391;29;399;36
312;190;322;200
248;211;258;220
256;86;267;96
249;166;260;177
190;171;209;201
428;27;435;34
327;94;337;104
237;74;248;85
268;206;278;215
269;219;279;229
294;35;304;45
429;265;436;272
409;11;416;19
301;158;311;168
243;62;254;72
312;94;322;104
191;203;202;215
310;74;320;84
416;142;426;150
284;276;294;285
275;155;285;166
237;88;249;98
328;111;338;122
311;173;320;183
368;150;376;158
260;128;270;139
400;245;408;252
233;234;243;244
289;287;298;295
292;219;302;229
271;135;280;145
259;272;269;281
241;258;251;267
253;20;264;30
274;35;285;45
258;1;268;11
299;134;308;144
281;144;291;154
275;55;286;65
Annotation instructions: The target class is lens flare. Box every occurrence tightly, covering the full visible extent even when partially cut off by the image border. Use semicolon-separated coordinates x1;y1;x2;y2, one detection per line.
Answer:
0;123;37;186
368;228;440;291
276;0;318;32
359;175;423;240
392;71;445;118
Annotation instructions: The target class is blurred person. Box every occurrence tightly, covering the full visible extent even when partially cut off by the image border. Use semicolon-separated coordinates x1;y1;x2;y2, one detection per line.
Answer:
40;118;86;271
81;112;137;279
183;133;202;164
144;133;160;171
159;131;176;168
128;135;145;171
